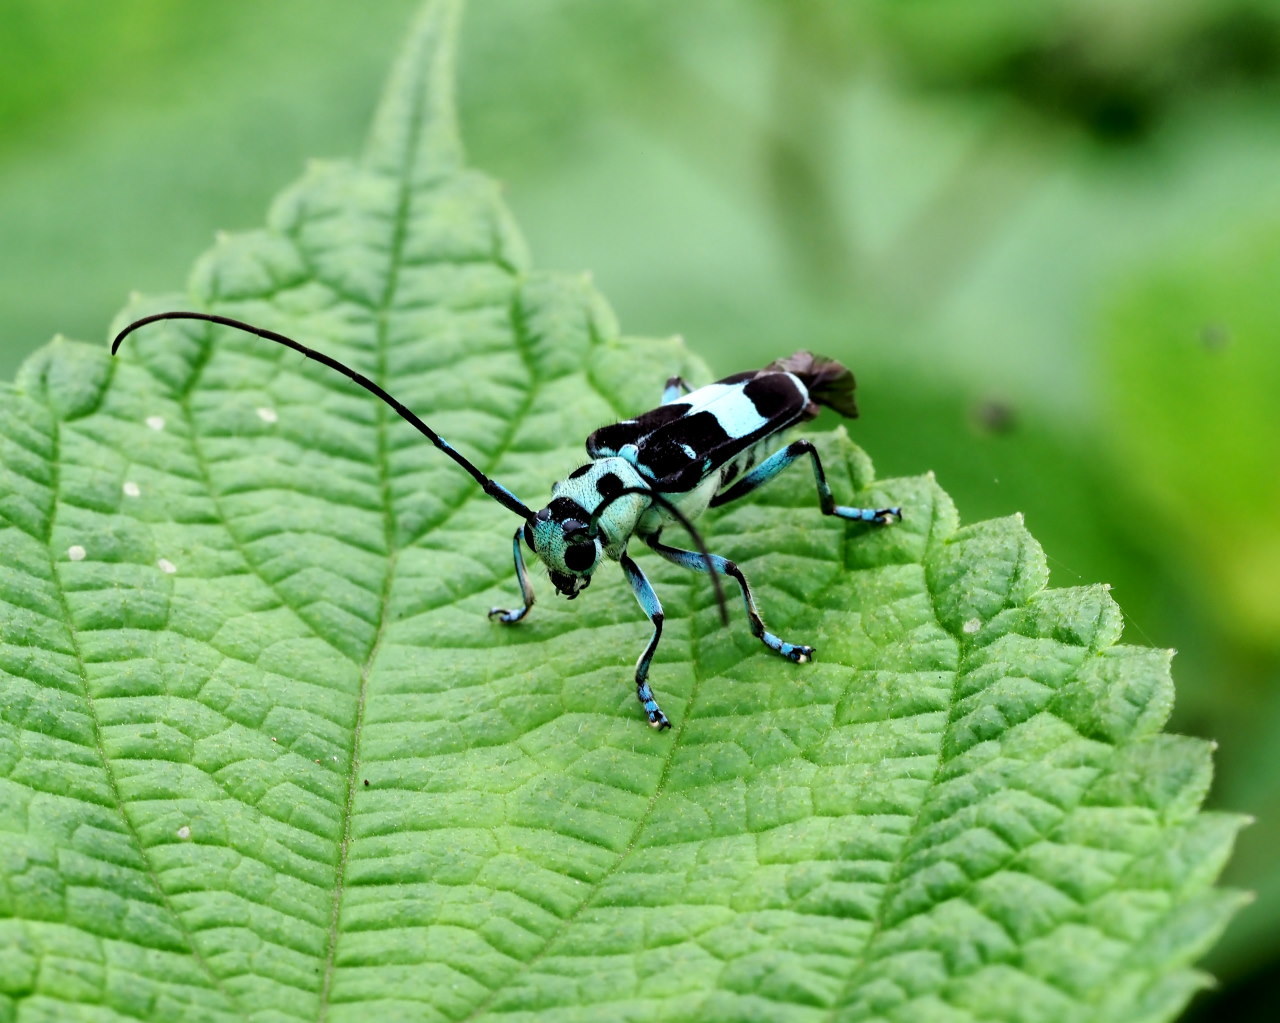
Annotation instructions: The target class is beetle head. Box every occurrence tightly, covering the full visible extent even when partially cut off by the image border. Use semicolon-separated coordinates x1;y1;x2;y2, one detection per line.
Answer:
524;459;653;600
525;499;600;599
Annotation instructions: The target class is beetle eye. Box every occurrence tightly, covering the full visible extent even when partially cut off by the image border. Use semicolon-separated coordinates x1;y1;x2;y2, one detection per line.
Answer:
563;541;597;573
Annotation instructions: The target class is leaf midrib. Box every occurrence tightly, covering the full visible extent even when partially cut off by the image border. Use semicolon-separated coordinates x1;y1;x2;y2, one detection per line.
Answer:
314;34;428;1018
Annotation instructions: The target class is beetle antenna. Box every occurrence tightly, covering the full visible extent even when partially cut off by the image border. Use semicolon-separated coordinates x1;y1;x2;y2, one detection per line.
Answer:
112;311;536;521
589;486;729;627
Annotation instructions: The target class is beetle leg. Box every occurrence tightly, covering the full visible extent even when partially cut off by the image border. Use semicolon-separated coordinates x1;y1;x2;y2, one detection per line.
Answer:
661;376;692;405
620;553;670;729
711;439;901;523
488;527;536;624
645;537;814;664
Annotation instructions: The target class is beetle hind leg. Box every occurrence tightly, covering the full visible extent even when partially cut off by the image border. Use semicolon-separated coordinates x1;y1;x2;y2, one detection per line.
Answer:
711;439;901;524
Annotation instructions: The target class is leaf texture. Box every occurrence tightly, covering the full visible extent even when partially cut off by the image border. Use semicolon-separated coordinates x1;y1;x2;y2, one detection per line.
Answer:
0;2;1244;1021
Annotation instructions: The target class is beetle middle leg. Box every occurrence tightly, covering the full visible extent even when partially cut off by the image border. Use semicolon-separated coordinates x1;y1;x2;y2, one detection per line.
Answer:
661;376;691;405
711;439;901;524
645;537;814;664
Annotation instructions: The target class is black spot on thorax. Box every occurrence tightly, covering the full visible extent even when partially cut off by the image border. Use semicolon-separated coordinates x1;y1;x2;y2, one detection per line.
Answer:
595;471;624;500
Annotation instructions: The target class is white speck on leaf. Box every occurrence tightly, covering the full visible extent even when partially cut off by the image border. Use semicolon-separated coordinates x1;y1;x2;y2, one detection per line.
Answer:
257;406;278;424
963;618;981;635
146;416;165;431
123;481;141;498
67;545;86;562
177;825;191;840
157;558;177;575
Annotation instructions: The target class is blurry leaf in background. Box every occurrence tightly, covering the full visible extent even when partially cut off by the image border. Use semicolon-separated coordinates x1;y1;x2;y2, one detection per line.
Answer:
0;0;418;369
867;0;1280;143
1099;222;1280;985
1104;225;1280;653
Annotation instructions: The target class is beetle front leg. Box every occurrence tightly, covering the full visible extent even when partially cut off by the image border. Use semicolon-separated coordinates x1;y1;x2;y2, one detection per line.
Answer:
489;528;536;624
620;553;670;729
646;537;814;664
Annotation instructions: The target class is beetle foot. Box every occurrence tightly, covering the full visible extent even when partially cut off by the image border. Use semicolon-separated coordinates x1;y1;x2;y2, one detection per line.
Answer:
764;632;814;663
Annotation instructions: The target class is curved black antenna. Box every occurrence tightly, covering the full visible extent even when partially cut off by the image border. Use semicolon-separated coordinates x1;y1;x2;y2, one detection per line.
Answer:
589;486;729;627
112;311;536;521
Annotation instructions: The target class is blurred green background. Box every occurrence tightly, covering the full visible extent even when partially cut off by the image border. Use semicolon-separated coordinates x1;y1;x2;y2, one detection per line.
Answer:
2;1;1277;1017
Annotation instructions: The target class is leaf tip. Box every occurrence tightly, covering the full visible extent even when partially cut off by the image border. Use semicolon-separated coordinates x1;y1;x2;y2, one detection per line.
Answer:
364;0;465;183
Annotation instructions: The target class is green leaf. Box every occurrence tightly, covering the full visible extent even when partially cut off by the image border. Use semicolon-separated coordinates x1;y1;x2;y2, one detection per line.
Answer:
0;2;1245;1020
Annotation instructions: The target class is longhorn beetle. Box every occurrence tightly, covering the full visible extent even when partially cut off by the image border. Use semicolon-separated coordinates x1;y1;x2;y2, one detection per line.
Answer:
113;312;901;729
